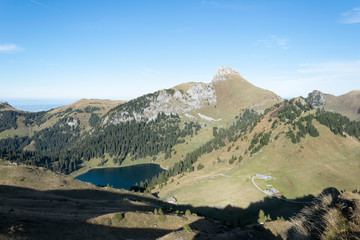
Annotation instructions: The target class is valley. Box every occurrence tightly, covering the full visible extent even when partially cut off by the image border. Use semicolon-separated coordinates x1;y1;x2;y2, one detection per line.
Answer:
2;1;360;238
1;66;360;239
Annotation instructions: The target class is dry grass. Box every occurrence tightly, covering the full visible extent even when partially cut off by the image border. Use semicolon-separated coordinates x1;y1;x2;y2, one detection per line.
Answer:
323;90;360;121
289;191;360;240
0;165;217;240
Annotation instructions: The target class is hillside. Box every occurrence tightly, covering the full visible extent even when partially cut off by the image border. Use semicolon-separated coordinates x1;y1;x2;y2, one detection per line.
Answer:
0;66;282;175
152;98;360;222
1;67;360;239
0;164;208;240
2;164;358;240
0;164;299;240
0;102;17;111
307;90;360;121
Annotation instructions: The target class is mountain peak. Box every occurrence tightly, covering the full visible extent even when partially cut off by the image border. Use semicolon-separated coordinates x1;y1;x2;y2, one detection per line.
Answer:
212;66;240;83
306;90;326;110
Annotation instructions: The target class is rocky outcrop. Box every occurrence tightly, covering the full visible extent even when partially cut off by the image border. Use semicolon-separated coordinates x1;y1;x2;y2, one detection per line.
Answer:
212;66;240;83
306;90;326;110
146;83;216;116
106;82;217;124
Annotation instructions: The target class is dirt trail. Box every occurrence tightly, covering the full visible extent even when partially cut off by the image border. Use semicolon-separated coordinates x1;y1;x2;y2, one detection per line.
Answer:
251;175;313;204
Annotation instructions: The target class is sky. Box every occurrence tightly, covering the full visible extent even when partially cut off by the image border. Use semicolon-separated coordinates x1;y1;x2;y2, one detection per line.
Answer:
1;0;360;106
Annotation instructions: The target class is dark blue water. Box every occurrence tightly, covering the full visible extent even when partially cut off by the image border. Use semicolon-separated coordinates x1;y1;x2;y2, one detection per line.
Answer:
76;164;165;190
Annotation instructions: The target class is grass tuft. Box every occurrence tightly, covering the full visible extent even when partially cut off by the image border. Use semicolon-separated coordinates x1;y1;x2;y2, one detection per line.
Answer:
114;212;124;222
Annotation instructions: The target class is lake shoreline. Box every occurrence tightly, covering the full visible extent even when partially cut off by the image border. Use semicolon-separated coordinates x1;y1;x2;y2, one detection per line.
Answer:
75;163;166;190
70;161;168;178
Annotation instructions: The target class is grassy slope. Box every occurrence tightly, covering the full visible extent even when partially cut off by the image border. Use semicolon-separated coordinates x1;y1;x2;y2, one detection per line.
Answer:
0;164;216;240
198;74;281;121
324;90;360;121
156;106;360;212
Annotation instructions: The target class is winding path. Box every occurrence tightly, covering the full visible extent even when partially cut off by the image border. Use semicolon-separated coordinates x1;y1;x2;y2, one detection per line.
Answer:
195;174;226;184
251;175;314;204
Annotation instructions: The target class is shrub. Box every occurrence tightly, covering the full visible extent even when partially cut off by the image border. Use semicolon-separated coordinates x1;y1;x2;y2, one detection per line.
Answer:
183;224;192;232
158;215;167;222
115;212;123;222
258;209;271;224
229;155;237;164
197;163;205;170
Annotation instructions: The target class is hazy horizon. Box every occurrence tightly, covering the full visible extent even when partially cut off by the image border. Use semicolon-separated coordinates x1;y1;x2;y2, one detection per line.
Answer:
1;1;359;101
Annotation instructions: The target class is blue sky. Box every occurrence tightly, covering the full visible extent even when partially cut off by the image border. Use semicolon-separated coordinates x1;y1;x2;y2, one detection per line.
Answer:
1;0;360;105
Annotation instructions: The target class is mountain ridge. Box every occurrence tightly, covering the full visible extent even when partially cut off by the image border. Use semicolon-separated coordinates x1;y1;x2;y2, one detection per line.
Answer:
1;67;360;239
307;89;360;121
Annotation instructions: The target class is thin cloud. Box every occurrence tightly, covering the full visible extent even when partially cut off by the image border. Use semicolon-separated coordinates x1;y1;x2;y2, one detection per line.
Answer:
297;61;360;75
29;0;61;13
141;67;161;77
340;7;360;24
257;35;290;50
0;44;22;53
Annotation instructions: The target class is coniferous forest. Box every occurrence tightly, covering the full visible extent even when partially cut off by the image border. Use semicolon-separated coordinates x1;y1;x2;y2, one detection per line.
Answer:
0;111;201;174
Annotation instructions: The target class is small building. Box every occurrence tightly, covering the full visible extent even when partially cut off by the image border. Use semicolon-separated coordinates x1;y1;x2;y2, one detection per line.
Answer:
255;174;272;181
167;197;177;204
270;187;281;195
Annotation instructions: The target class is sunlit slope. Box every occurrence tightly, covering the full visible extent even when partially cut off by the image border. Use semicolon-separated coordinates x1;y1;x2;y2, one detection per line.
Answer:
307;90;360;121
156;99;360;210
324;90;360;121
212;71;281;119
179;67;282;122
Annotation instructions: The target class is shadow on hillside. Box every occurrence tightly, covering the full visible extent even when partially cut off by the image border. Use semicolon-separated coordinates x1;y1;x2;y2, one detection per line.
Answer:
0;185;340;239
286;187;341;239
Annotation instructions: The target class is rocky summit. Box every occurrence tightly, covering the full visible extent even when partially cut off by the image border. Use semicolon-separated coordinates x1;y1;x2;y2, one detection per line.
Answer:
212;66;240;82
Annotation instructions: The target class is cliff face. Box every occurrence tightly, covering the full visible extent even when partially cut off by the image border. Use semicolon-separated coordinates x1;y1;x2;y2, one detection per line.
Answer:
306;90;327;111
104;82;217;124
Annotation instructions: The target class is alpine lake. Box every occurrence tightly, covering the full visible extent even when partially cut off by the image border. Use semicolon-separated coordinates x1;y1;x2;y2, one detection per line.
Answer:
76;164;165;190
